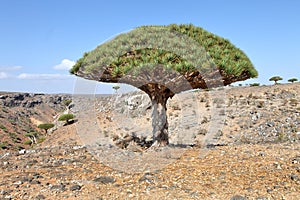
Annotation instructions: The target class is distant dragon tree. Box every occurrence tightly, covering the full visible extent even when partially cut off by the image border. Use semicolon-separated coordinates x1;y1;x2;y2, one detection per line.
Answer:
70;24;258;146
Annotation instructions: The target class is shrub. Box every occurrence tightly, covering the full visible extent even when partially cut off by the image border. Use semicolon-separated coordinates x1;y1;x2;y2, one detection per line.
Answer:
37;136;46;143
62;99;72;108
24;140;32;145
250;83;260;87
0;142;8;149
290;99;298;106
0;125;7;132
38;123;55;133
58;114;75;125
25;132;39;144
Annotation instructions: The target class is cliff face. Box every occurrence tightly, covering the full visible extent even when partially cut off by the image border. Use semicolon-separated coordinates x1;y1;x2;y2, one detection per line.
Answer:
0;92;71;150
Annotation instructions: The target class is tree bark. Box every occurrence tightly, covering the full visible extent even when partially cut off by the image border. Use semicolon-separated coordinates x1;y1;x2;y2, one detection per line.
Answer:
149;93;169;146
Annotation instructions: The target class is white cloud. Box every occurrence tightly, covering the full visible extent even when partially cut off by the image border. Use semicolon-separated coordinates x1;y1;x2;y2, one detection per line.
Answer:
0;66;23;71
0;72;9;79
17;73;73;80
53;59;75;70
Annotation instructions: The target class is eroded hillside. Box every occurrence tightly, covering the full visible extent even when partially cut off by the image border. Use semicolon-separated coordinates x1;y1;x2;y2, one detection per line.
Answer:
0;92;70;150
0;83;300;199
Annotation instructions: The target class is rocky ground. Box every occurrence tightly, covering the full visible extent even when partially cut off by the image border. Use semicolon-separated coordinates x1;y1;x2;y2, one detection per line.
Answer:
0;83;300;199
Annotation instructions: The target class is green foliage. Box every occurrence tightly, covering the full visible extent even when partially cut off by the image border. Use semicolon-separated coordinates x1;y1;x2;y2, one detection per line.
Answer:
38;123;54;133
62;99;72;107
269;76;283;84
250;83;260;87
112;85;120;90
288;78;298;83
25;132;38;137
24;140;32;145
70;24;258;88
70;52;89;74
0;124;7;132
167;24;258;78
0;142;8;149
58;114;75;124
9;132;20;143
37;136;46;143
112;85;120;93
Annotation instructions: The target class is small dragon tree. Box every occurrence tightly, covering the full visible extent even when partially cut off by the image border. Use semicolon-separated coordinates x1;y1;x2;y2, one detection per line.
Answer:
62;99;72;109
112;85;120;94
70;24;258;146
38;123;54;134
58;114;75;125
25;132;38;144
269;76;283;85
288;78;298;83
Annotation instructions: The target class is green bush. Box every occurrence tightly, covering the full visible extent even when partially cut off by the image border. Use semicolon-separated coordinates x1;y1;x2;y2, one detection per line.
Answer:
24;140;32;145
290;99;298;106
58;114;75;124
38;123;54;133
0;124;7;132
250;83;260;87
0;142;8;149
37;136;46;143
62;99;72;107
25;132;38;137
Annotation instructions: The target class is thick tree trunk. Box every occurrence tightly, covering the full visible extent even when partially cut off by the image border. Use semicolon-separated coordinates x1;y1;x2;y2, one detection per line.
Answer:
140;82;174;147
150;94;169;146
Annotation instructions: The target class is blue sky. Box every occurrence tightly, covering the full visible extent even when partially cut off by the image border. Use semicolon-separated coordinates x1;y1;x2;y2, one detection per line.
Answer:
0;0;299;94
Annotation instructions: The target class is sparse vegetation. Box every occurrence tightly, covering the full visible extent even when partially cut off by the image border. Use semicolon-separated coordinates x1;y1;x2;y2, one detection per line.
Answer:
288;78;298;83
0;142;8;149
62;99;72;108
112;85;120;94
250;83;260;87
0;124;7;132
24;140;32;145
290;98;298;106
37;136;46;143
269;76;283;85
277;132;286;142
9;132;20;143
58;114;75;125
25;132;38;144
38;123;55;134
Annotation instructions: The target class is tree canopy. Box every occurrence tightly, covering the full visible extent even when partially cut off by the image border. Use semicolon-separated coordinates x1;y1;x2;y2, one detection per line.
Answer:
288;78;298;83
58;114;75;124
38;123;54;133
70;24;257;92
269;76;283;84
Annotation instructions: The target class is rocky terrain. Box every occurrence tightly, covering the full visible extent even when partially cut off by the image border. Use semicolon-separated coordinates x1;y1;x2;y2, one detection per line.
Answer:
0;92;71;150
0;83;300;199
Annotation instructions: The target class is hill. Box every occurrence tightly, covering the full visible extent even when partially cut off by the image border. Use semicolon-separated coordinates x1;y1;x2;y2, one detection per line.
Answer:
0;83;299;199
0;92;71;150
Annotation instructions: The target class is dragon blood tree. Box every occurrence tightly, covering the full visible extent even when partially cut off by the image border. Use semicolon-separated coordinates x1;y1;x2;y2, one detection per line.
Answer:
70;24;258;147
